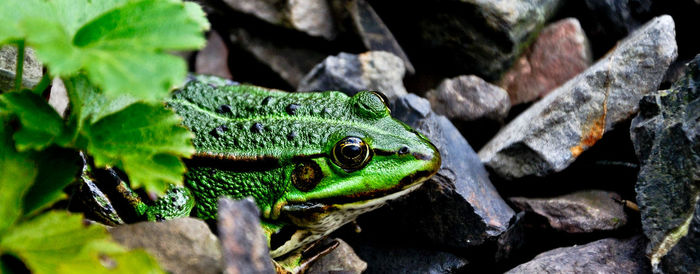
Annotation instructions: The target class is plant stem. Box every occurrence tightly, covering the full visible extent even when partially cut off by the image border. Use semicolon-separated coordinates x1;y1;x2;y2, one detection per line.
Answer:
14;40;25;91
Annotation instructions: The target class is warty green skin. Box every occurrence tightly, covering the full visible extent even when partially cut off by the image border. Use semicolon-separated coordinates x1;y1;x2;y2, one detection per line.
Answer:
152;80;440;256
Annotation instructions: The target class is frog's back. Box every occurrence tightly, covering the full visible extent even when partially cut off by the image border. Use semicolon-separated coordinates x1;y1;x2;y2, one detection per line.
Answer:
168;81;359;160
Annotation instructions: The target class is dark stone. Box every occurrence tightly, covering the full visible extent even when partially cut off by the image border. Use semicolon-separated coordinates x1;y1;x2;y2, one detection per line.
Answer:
195;30;232;80
506;236;650;273
357;94;514;250
348;239;468;274
218;198;275;274
630;55;700;271
368;0;562;82
298;51;407;101
340;0;414;74
510;190;627;233
660;201;700;274
109;218;222;274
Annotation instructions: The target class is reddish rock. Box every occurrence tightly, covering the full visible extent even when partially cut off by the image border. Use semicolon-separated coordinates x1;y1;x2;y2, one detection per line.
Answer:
195;31;233;80
499;18;592;105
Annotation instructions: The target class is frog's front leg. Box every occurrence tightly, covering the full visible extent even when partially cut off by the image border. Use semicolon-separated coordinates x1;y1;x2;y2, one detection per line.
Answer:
143;185;196;221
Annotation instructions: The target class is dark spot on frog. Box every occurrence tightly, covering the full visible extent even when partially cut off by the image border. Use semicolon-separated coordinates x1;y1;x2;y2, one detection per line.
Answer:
398;146;410;155
286;103;300;115
208;83;218;88
209;124;229;138
251;122;264;133
323;108;331;115
287;131;298;141
217;104;232;114
262;96;272;105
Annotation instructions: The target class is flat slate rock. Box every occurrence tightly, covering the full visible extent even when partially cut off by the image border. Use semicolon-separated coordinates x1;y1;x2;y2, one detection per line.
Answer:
479;15;677;179
506;236;650;274
630;55;700;272
109;218;222;274
510;190;627;233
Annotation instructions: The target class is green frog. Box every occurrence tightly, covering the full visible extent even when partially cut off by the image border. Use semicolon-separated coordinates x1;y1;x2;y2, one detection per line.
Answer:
78;76;440;270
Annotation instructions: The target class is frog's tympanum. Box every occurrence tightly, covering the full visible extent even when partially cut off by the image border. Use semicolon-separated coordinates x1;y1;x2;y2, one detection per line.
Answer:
81;78;440;270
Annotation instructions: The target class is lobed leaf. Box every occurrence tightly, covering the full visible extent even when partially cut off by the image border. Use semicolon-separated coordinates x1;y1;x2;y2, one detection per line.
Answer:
1;90;66;150
84;103;194;194
0;114;37;233
3;0;208;101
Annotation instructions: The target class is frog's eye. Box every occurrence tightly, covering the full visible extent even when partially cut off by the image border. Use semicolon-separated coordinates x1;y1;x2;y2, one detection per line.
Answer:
370;91;389;109
332;136;372;172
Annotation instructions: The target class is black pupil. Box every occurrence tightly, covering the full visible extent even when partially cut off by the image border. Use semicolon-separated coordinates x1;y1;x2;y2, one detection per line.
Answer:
342;144;362;159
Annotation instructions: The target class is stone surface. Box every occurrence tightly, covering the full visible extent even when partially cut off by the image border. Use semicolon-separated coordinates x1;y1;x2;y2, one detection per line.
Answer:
356;94;514;249
630;55;700;272
348;239;468;274
1;45;43;91
109;218;222;274
307;238;367;274
217;198;275;274
370;0;562;81
506;236;650;273
298;51;407;100
659;201;700;274
426;75;511;122
48;78;69;118
499;18;592;105
510;190;627;233
222;0;336;39
478;15;677;179
229;28;327;87
343;0;414;74
195;30;232;80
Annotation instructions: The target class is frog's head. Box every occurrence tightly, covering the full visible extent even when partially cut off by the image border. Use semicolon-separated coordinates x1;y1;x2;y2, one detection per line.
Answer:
267;91;440;247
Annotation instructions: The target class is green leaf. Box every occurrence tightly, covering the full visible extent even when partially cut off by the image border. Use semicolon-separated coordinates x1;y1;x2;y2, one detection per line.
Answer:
84;103;194;194
122;154;187;195
0;114;37;233
1;90;65;151
4;0;209;101
0;211;163;274
22;148;81;217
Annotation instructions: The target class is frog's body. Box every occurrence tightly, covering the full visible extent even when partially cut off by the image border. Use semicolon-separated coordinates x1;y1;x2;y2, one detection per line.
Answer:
82;78;440;262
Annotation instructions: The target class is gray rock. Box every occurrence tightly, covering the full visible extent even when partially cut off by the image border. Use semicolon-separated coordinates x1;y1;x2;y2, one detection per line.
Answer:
426;75;511;122
217;198;275;274
1;45;43;91
195;30;232;80
307;238;367;274
48;78;69;118
221;0;336;39
478;15;677;179
659;201;700;274
298;51;407;101
229;28;327;87
506;236;650;273
630;55;700;272
499;18;592;105
510;190;627;233
109;218;222;274
350;240;468;274
358;94;514;249
374;0;561;81
342;0;414;74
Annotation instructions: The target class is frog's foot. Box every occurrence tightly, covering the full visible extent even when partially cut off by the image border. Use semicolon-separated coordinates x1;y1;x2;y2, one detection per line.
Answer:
274;239;340;274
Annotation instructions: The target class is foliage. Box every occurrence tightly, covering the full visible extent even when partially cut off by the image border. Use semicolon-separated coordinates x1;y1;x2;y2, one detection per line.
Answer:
0;0;208;272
